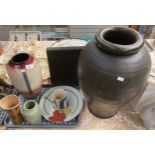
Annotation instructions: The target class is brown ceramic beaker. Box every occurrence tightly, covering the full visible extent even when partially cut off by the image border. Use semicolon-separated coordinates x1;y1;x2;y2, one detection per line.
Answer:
0;95;24;124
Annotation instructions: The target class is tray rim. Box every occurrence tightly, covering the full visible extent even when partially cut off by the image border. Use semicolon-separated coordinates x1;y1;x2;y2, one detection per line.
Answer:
3;84;81;129
4;116;80;129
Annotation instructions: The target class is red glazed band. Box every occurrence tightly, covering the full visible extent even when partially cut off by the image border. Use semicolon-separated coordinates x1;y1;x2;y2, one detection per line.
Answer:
8;53;35;70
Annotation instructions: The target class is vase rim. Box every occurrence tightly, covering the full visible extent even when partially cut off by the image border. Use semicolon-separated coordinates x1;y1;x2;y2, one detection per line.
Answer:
95;26;144;56
0;95;20;110
11;53;31;65
24;100;37;111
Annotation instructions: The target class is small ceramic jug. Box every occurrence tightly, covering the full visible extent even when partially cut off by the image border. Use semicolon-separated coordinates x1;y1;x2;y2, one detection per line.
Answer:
23;100;41;124
51;89;69;109
0;95;24;124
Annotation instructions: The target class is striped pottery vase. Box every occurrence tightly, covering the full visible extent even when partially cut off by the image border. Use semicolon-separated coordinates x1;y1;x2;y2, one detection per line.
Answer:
6;53;42;98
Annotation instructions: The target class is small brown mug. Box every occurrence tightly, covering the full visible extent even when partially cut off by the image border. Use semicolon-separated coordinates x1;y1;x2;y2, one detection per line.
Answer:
0;95;24;124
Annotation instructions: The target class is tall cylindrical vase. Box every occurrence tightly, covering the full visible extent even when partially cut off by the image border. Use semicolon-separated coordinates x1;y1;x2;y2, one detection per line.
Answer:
0;95;24;124
6;53;42;98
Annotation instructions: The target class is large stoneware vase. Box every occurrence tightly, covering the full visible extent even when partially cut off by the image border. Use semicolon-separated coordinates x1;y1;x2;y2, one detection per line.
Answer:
78;27;151;118
6;53;42;98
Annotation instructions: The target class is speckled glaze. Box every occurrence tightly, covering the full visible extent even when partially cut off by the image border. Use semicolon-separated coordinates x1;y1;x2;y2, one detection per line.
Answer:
6;53;42;98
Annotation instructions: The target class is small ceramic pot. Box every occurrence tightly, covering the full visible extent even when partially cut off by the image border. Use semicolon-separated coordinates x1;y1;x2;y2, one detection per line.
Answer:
0;95;24;124
6;53;42;98
23;100;42;124
51;89;69;109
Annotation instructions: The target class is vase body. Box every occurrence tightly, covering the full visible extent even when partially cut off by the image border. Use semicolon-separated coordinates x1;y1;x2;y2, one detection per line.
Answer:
6;53;42;98
78;27;151;118
23;100;42;124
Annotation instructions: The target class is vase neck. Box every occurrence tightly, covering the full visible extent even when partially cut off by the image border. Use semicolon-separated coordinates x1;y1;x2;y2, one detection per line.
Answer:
8;53;35;69
95;27;144;56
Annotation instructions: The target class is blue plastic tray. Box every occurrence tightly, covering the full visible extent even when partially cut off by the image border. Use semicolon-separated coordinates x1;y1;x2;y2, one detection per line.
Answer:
0;108;6;125
4;85;80;129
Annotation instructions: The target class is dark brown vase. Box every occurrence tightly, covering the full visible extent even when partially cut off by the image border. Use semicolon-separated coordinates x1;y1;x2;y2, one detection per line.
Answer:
78;26;151;118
